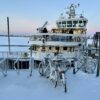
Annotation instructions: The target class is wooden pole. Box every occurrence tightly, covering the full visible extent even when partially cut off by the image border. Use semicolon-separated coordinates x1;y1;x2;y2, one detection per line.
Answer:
7;17;11;53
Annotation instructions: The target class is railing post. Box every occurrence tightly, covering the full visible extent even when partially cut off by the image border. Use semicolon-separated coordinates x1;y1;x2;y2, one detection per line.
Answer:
29;48;33;77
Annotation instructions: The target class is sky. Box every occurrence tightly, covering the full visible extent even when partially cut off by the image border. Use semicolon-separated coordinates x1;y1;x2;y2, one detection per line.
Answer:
0;0;100;35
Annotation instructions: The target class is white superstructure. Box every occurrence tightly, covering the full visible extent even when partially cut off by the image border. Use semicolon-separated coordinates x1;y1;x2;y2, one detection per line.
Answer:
28;4;88;61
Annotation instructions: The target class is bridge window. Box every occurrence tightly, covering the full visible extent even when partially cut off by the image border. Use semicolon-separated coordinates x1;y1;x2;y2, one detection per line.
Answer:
73;21;78;27
67;21;72;27
83;21;86;26
59;22;61;24
62;21;66;24
79;20;83;27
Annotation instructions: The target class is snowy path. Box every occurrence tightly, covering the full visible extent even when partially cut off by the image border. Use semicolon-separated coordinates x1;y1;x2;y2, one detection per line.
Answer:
0;70;100;100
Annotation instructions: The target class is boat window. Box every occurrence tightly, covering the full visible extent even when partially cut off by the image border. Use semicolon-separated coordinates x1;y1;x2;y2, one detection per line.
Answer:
42;46;45;51
63;47;67;50
55;47;59;51
52;36;59;41
79;20;83;27
79;20;82;23
67;21;72;27
73;21;78;27
69;29;73;34
49;47;51;50
59;22;61;24
62;21;66;24
83;21;86;26
32;45;36;50
65;36;69;42
60;36;66;41
57;22;61;28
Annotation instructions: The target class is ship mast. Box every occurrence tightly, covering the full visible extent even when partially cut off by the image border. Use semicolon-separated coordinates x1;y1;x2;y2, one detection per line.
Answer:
66;3;80;18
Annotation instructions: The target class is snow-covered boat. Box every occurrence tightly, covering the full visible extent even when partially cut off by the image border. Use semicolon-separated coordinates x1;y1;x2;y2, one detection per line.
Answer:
28;4;88;61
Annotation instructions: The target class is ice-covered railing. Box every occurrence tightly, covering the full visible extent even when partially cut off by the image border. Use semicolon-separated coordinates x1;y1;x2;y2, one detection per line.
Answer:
0;58;7;76
0;51;28;58
29;33;86;42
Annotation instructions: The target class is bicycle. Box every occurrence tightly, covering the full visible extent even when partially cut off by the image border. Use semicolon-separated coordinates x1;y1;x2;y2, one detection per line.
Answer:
38;55;51;78
38;54;67;92
49;59;67;92
76;51;97;74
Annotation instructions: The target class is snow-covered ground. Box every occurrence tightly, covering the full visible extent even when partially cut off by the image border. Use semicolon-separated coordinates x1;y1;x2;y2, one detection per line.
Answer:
0;69;100;100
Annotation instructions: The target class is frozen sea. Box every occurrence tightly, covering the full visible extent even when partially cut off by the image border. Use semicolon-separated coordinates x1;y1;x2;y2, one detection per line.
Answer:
0;36;29;52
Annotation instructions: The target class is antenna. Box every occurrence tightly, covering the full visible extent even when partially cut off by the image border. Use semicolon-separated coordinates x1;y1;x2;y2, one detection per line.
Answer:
82;10;84;16
65;3;80;18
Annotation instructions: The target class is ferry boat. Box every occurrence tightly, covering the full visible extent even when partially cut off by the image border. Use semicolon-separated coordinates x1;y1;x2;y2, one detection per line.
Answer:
28;4;88;61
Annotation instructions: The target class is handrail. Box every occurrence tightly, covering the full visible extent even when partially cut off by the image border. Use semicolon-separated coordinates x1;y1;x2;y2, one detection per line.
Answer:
0;51;27;58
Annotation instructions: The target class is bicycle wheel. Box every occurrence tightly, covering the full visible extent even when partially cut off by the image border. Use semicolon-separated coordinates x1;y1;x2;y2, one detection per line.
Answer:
45;66;50;78
77;57;84;69
85;60;96;74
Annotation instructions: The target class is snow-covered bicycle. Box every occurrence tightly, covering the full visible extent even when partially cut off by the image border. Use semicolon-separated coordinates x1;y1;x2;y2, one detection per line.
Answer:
76;51;97;74
38;54;67;92
49;59;67;92
38;57;50;78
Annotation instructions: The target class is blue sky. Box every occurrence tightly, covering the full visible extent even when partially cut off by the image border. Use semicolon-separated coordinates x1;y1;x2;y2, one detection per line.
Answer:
0;0;100;35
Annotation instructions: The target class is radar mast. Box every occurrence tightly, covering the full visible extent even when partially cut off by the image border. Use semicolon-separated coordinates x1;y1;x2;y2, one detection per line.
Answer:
66;3;80;18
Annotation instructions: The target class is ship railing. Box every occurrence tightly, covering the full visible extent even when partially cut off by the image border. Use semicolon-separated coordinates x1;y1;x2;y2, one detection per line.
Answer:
29;34;86;43
29;41;83;47
0;51;28;59
30;50;76;61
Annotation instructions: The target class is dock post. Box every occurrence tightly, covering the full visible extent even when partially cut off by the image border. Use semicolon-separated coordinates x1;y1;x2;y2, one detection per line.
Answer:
96;32;100;77
7;17;11;54
29;48;33;77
